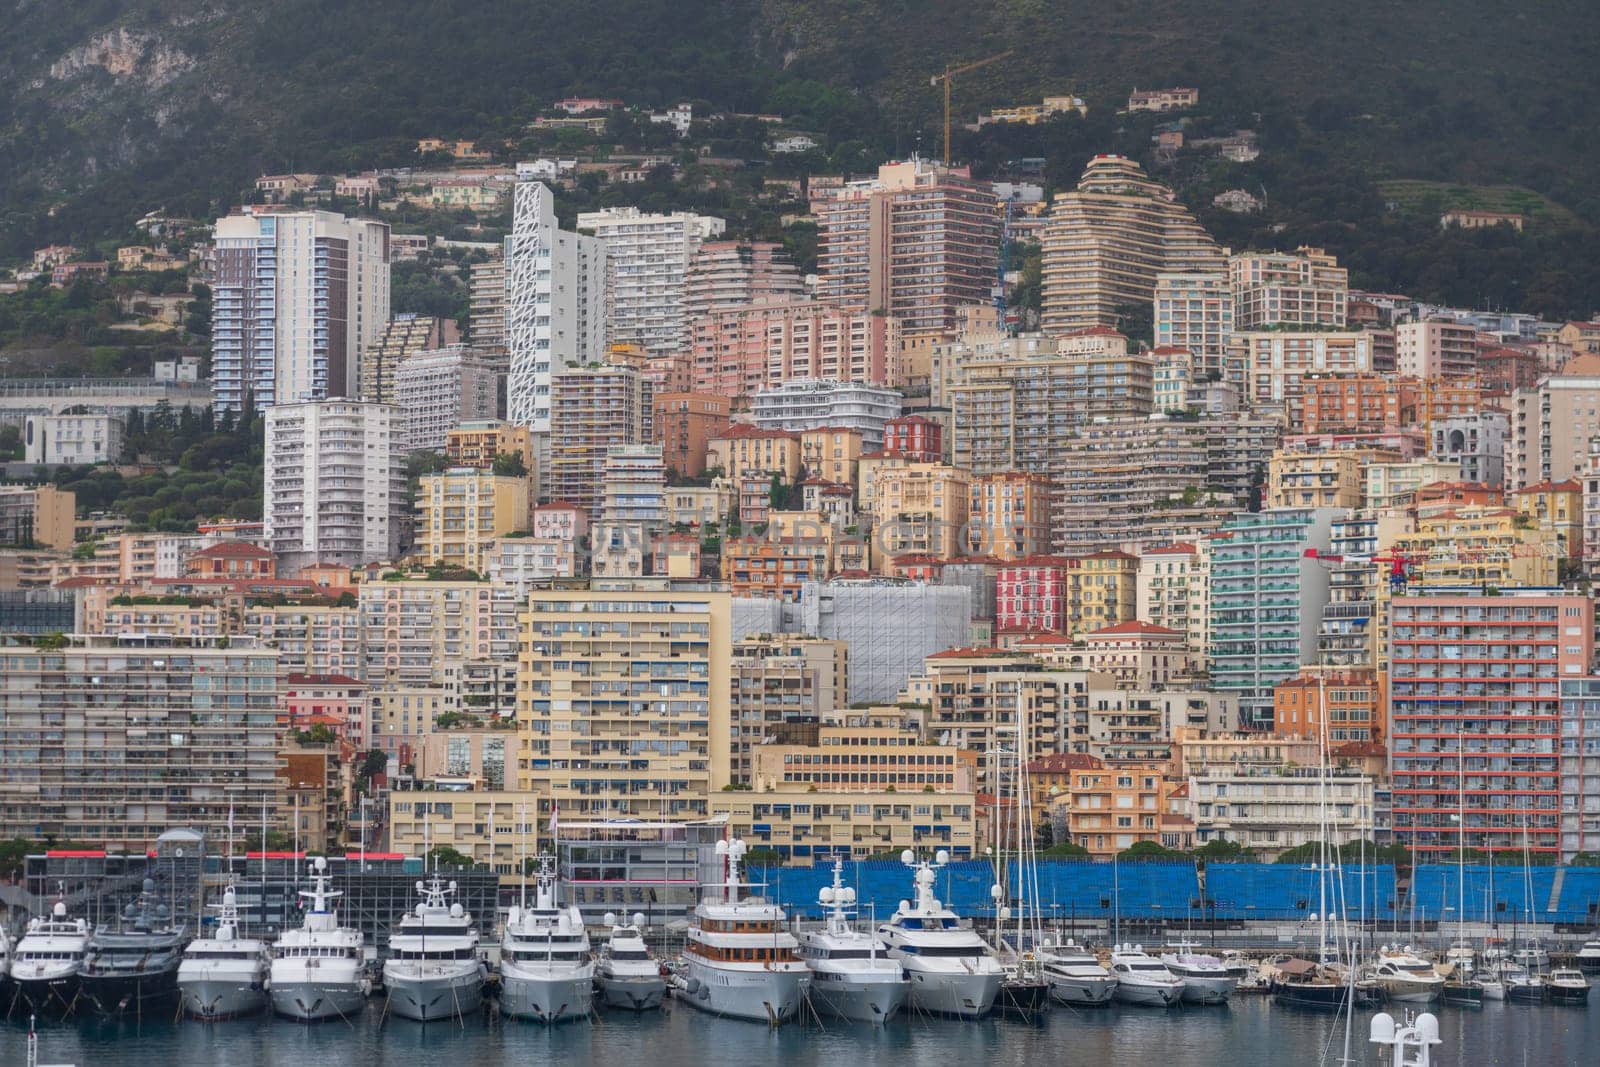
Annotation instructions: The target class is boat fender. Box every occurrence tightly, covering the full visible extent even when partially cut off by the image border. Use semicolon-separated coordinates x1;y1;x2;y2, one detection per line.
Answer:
685;977;700;994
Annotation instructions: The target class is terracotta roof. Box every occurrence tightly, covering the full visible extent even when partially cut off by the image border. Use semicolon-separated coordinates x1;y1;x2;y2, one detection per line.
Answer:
1331;741;1387;758
1084;620;1184;638
1143;542;1198;555
54;576;109;588
716;425;799;441
1013;633;1074;646
1083;549;1138;562
1001;555;1081;568
1065;326;1127;339
1026;753;1102;773
534;501;583;512
1510;479;1581;494
888;414;938;425
927;646;1016;659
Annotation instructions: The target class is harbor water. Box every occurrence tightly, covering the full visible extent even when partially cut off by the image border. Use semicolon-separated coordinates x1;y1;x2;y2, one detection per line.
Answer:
5;995;1597;1066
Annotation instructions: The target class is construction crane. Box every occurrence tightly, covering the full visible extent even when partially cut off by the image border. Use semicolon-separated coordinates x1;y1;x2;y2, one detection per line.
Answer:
1303;548;1422;592
930;49;1015;166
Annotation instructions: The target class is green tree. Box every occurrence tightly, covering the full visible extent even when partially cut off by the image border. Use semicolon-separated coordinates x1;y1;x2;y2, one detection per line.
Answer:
491;451;527;477
1117;840;1186;861
426;845;476;869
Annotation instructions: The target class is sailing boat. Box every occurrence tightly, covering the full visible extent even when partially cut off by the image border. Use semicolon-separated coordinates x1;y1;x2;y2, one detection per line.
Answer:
1270;669;1350;1011
991;687;1048;1016
1440;729;1482;1006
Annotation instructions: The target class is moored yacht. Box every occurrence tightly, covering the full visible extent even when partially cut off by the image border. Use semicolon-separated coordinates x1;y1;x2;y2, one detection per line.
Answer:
80;879;189;1018
797;858;907;1024
1038;939;1116;1006
1109;944;1183;1007
383;872;486;1022
595;913;666;1011
178;885;269;1020
877;850;1002;1018
499;855;592;1023
1575;936;1600;975
1369;945;1444;1004
10;901;90;1015
269;857;369;1022
1546;966;1591;1004
1269;956;1351;1011
1160;941;1237;1004
678;838;809;1023
1495;959;1545;1002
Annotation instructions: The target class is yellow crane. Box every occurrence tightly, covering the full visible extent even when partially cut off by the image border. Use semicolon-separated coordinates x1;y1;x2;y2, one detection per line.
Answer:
930;49;1015;166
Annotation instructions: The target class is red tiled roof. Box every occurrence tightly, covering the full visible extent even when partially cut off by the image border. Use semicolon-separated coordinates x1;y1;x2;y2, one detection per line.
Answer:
1026;753;1102;773
1084;620;1184;638
716;425;799;441
1331;741;1387;758
534;501;583;512
1511;479;1581;494
927;646;1015;659
1143;542;1198;555
1065;326;1127;339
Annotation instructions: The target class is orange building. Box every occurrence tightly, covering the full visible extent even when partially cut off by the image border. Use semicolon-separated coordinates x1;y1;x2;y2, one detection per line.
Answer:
720;537;830;600
968;471;1053;560
653;391;730;478
1296;373;1481;435
184;542;276;580
1273;668;1383;745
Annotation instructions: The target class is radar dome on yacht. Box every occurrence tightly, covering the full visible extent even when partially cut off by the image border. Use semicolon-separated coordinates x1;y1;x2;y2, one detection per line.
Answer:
715;840;729;855
53;901;66;916
820;887;835;904
450;904;463;918
901;849;915;865
990;884;1003;900
313;856;327;871
935;849;949;865
632;912;645;927
604;912;617;925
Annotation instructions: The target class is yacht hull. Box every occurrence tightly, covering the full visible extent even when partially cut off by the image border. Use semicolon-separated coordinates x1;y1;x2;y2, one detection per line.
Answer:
11;971;80;1016
1575;955;1600;976
1045;972;1116;1006
903;968;1001;1018
1270;980;1349;1011
80;969;181;1018
807;973;907;1023
596;973;666;1011
179;972;268;1020
385;965;486;1022
1547;983;1591;1004
1176;974;1236;1004
1113;979;1181;1007
1379;979;1442;1004
677;963;808;1023
499;970;592;1023
270;980;368;1022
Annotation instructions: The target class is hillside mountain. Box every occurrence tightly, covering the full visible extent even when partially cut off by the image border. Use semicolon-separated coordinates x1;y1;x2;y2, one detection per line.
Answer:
4;1;1600;310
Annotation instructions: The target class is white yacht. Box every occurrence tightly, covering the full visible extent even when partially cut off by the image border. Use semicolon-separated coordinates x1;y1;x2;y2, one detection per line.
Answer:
1370;945;1444;1003
1109;945;1184;1007
10;901;90;1015
1576;935;1600;975
499;856;593;1023
595;912;666;1011
1493;959;1545;1002
384;872;486;1022
1160;942;1238;1004
0;926;10;997
1546;966;1591;1004
269;857;370;1022
677;838;810;1023
178;885;270;1020
796;858;908;1024
877;850;1002;1018
1038;939;1116;1006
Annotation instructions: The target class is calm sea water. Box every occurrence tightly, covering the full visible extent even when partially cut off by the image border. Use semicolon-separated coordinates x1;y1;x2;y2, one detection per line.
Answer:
5;995;1597;1066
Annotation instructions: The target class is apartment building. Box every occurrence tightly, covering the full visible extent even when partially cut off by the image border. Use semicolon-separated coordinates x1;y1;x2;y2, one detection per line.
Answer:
0;635;282;846
577;206;725;355
710;786;976;861
1508;369;1600;490
467;256;506;353
1230;331;1378;409
1268;446;1403;510
813;158;999;336
518;585;733;819
264;398;408;573
1041;155;1223;334
1153;272;1234;380
415;468;531;573
445;420;537;471
22;413;124;466
1051;757;1174;858
870;463;971;568
360;580;522;688
393;345;502;452
799;427;864;488
546;361;648;518
728;634;848;783
1273;668;1383;745
1559;677;1600;861
1208;508;1342;730
688;299;903;401
794;579;973;704
504;182;608;436
0;484;75;551
210;207;391;414
883;414;944;462
1137;542;1203;650
653;391;730;478
1396;317;1479;379
362;314;454;405
969;471;1052;560
1388;589;1592;858
1228;246;1348;329
1189;768;1374;859
749;378;901;452
683;240;805;320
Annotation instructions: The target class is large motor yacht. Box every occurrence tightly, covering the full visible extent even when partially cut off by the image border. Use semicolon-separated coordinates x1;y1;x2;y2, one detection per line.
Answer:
595;912;666;1011
269;857;370;1022
383;872;486;1022
1108;944;1184;1007
1038;939;1116;1006
1370;945;1444;1004
677;838;809;1023
1160;941;1238;1005
10;901;91;1015
877;850;1003;1018
178;885;270;1020
499;856;593;1023
796;858;908;1024
80;879;189;1018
